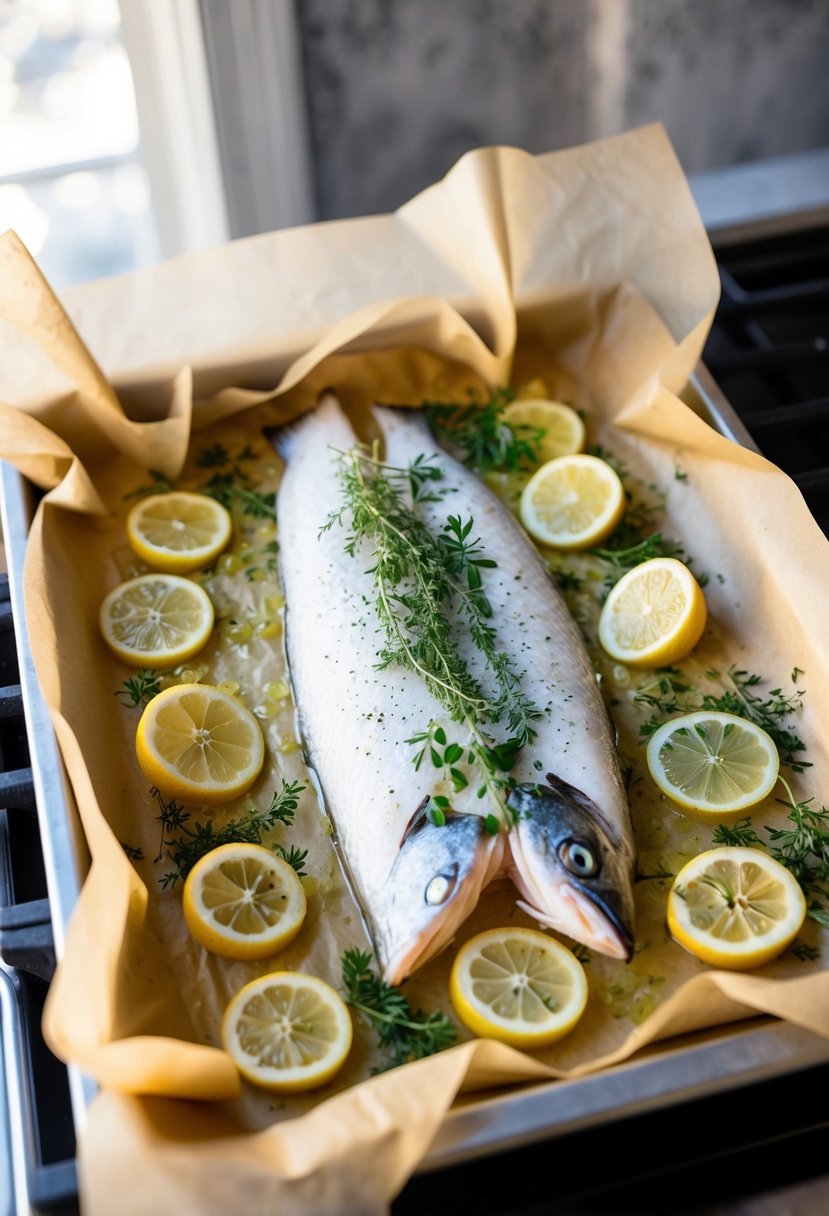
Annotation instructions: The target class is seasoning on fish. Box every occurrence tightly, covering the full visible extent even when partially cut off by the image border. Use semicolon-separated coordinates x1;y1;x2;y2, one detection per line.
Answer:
273;394;636;983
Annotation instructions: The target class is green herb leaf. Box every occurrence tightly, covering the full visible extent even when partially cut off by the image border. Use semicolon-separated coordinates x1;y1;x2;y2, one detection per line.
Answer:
424;387;544;473
115;669;161;708
155;779;305;888
341;948;457;1070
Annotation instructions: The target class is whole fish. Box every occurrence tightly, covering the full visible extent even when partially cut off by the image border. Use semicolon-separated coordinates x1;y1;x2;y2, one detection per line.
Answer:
275;394;636;983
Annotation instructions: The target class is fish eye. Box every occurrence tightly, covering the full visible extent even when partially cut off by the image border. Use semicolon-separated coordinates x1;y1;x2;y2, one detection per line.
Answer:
558;839;599;878
425;872;456;906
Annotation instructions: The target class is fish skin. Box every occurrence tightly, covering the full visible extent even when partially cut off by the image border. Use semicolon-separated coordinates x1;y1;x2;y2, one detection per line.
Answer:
275;395;637;982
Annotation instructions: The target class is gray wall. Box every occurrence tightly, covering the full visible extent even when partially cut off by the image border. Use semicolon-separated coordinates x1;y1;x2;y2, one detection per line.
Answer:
296;0;829;220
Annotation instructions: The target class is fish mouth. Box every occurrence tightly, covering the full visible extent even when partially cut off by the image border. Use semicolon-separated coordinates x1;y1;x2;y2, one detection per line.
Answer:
380;817;505;986
523;883;634;961
515;884;633;962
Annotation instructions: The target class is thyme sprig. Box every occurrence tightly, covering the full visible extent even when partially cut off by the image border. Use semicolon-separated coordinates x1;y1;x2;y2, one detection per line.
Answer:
115;669;161;708
323;444;542;826
712;776;829;927
341;948;457;1070
635;666;809;771
424;387;544;472
153;779;305;888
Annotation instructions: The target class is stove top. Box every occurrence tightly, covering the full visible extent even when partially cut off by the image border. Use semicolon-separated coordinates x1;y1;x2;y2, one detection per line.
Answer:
1;209;829;1216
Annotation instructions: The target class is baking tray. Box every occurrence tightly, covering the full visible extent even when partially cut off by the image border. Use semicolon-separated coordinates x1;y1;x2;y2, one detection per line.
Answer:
2;365;828;1175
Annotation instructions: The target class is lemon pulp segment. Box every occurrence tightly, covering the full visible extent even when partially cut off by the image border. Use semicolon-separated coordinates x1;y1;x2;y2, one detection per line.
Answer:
667;848;806;969
598;557;707;667
127;492;232;573
222;972;353;1091
183;843;306;960
136;683;265;803
99;573;214;668
450;927;588;1049
646;711;779;817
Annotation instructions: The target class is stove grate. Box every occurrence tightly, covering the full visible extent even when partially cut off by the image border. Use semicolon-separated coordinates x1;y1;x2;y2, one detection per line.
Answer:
703;224;829;533
0;573;76;1212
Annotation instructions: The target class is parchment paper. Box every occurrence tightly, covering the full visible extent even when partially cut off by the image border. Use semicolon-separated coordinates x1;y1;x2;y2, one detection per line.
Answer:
1;125;828;1216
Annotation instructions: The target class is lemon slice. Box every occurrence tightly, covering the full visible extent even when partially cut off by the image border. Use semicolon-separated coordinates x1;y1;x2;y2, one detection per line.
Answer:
519;454;625;550
449;927;588;1049
136;683;265;804
183;843;306;960
100;573;215;669
222;971;353;1091
126;491;232;573
646;711;780;818
598;557;707;668
503;399;586;464
667;847;806;969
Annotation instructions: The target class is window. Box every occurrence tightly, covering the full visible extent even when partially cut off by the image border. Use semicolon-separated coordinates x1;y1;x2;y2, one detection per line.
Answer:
0;0;228;289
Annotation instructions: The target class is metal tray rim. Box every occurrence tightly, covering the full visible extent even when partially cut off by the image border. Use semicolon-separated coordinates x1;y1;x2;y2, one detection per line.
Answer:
1;366;826;1177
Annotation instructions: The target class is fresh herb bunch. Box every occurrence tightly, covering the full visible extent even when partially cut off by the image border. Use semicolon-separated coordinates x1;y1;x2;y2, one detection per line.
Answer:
712;779;829;929
592;532;687;577
115;669;161;708
323;444;543;826
195;442;275;517
635;666;809;771
424;388;544;473
123;469;174;500
153;779;305;888
341;948;457;1070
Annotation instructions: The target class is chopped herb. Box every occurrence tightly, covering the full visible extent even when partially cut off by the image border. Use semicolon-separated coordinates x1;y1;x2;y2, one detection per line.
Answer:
592;532;687;579
712;818;762;848
235;486;276;519
123;469;174;500
196;443;231;468
115;669;161;708
273;843;309;877
154;779;305;888
790;942;820;962
674;467;689;481
551;567;584;592
424;387;544;473
341;948;457;1070
634;666;809;770
714;778;829;925
120;841;145;861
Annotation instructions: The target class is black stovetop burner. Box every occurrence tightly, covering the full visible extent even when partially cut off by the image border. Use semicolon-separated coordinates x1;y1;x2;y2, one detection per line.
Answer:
1;223;828;1216
702;224;829;534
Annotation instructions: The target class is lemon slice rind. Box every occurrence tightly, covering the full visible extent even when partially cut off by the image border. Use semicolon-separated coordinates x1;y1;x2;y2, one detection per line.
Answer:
667;847;806;969
99;573;215;669
646;711;780;818
183;842;307;960
136;683;265;804
503;399;586;464
450;927;588;1049
127;491;232;573
222;971;353;1091
598;556;707;668
519;454;625;550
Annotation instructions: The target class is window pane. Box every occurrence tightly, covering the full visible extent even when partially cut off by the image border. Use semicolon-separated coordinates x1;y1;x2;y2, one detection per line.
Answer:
0;0;160;285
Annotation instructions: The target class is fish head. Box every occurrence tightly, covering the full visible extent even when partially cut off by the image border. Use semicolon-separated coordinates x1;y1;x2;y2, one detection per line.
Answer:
378;802;502;986
508;774;635;961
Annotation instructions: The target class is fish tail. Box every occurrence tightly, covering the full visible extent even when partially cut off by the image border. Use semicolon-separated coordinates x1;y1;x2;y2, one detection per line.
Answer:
371;403;433;445
268;391;350;460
